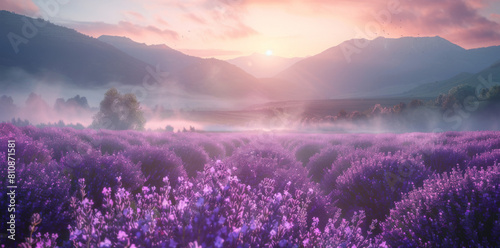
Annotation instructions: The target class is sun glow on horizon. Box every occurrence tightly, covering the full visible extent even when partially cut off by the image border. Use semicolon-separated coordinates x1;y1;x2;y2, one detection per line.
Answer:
266;50;273;56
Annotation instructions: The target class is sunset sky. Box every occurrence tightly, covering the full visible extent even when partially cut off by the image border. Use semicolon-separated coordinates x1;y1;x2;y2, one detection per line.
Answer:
3;0;500;59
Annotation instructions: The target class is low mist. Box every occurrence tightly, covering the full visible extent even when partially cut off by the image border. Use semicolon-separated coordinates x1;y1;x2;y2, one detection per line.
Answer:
2;74;500;133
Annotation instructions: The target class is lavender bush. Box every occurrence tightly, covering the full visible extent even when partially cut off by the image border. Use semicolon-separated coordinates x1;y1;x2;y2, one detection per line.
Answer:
468;149;500;168
382;165;500;247
169;143;210;178
333;153;431;233
0;123;498;247
61;151;144;208
419;145;470;173
307;146;341;182
125;146;186;189
294;142;323;167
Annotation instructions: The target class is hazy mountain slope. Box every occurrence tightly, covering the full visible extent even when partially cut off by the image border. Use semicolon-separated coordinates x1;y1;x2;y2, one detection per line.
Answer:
98;35;199;73
0;10;150;87
169;58;261;98
276;36;500;98
0;12;273;101
99;35;267;99
227;53;303;78
403;61;500;97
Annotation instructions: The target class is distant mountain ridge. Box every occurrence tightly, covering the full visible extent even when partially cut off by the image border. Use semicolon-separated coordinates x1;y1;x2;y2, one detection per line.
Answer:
227;53;303;78
0;10;149;87
98;35;199;73
97;35;264;99
0;11;264;100
2;10;500;102
402;60;500;97
276;36;500;98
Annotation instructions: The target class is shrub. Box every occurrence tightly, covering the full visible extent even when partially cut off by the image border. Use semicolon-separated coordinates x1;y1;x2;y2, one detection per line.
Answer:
199;140;226;159
226;145;300;189
0;122;23;137
382;165;500;247
307;146;341;182
378;145;401;155
169;143;209;178
95;135;129;155
41;134;91;161
92;88;146;130
420;146;469;173
1;127;498;246
458;139;493;158
125;147;186;188
352;139;374;150
145;133;171;147
333;153;431;233
0;159;71;241
67;162;377;247
237;143;298;170
61;151;144;207
0;130;52;165
221;141;236;157
468;150;500;169
295;142;322;167
320;150;370;195
489;137;500;150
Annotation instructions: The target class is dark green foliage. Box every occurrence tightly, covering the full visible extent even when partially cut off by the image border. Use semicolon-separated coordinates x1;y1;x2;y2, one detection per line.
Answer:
440;85;477;110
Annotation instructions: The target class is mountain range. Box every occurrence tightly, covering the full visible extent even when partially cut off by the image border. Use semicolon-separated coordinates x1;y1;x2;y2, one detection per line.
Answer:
0;11;148;88
402;60;500;97
97;35;264;99
226;53;302;78
277;36;500;98
1;10;500;103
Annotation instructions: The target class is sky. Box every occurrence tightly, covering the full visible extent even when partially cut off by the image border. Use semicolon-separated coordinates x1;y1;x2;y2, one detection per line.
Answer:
2;0;500;59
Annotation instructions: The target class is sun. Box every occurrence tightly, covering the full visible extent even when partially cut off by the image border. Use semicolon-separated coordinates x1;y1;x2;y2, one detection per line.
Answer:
266;50;273;56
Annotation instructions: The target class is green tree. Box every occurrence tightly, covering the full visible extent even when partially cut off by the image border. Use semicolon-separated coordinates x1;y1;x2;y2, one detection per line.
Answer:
487;85;500;101
92;88;146;130
409;99;424;109
441;85;476;110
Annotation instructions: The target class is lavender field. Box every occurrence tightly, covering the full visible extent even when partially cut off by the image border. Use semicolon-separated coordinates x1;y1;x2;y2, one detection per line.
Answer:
1;123;499;247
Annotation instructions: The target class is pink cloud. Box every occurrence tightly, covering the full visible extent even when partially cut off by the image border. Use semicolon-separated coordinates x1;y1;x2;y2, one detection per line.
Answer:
0;0;39;16
67;21;180;42
348;0;500;48
180;48;243;58
155;17;170;27
491;13;500;22
179;1;259;40
220;22;258;39
125;11;145;21
184;13;207;25
204;0;500;48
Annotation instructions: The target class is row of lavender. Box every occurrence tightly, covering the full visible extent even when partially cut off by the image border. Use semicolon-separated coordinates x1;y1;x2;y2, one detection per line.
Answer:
0;123;499;247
